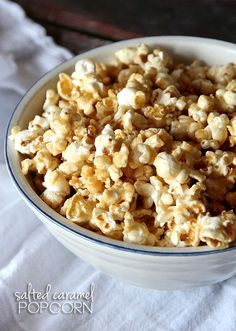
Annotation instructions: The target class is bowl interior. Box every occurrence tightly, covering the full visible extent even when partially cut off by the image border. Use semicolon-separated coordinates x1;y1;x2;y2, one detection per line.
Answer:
5;36;236;255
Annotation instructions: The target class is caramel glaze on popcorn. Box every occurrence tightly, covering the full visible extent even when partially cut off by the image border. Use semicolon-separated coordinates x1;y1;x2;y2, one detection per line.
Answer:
10;44;236;249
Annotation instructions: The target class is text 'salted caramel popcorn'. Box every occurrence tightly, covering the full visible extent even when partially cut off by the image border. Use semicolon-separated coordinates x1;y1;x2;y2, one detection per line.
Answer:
10;44;236;248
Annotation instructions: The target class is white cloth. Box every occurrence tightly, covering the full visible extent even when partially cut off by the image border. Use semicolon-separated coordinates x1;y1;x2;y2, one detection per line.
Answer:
0;1;236;330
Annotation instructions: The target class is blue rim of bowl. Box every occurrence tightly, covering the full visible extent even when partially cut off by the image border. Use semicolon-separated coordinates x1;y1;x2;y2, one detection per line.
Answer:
4;36;236;257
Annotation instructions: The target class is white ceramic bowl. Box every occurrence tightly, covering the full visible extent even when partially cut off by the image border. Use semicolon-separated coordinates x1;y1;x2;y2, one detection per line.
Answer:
5;36;236;290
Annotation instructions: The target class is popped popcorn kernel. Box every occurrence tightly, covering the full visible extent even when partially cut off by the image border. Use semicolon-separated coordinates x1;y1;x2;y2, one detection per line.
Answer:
123;212;156;245
61;193;94;223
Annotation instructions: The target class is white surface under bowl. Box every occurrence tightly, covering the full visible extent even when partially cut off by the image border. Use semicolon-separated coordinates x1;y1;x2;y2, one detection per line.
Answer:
5;36;236;290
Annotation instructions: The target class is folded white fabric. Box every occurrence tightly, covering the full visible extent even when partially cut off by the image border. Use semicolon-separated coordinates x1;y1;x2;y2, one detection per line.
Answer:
0;1;235;331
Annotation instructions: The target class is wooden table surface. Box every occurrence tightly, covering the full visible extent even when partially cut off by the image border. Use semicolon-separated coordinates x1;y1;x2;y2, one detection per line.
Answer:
13;0;236;54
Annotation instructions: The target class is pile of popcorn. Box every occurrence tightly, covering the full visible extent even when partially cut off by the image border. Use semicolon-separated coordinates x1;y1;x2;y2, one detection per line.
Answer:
10;44;236;248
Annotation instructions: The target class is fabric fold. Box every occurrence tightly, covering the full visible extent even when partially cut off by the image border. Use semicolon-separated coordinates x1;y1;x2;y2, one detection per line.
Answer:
0;1;235;331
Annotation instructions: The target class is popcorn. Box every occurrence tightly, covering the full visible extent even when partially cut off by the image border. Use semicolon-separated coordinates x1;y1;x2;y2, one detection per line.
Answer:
89;208;123;238
41;169;70;208
118;65;142;84
72;59;105;97
188;102;208;123
154;152;189;184
133;165;154;181
113;143;129;168
76;91;96;116
43;169;70;195
94;155;111;169
226;79;236;92
12;44;236;249
50;116;71;137
43;105;61;121
154;88;177;107
79;165;104;195
21;158;36;175
61;193;94;223
63;141;91;164
98;181;135;209
170;141;202;168
198;212;236;248
75;58;95;74
130;143;154;168
94;124;116;156
207;63;236;85
192;78;215;95
223;90;236;107
144;50;173;73
9;126;21;140
167;222;200;247
57;73;73;101
122;110;148;130
170;115;203;141
115;43;149;65
33;149;59;175
134;176;174;210
144;133;165;149
123;212;156;245
41;190;65;209
207;113;229;146
155;72;175;90
13;129;40;155
28;115;49;133
204;150;236;177
117;87;146;109
143;105;167;127
59;161;80;177
197;95;214;110
228;116;236;146
119;73;150;109
43;89;59;110
96;96;117;119
108;164;123;181
43;129;67;156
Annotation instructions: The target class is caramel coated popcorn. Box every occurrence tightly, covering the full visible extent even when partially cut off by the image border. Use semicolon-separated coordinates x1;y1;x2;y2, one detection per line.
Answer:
11;44;236;248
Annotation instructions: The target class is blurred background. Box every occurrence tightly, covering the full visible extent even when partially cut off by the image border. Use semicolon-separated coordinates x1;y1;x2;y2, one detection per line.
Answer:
13;0;236;54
